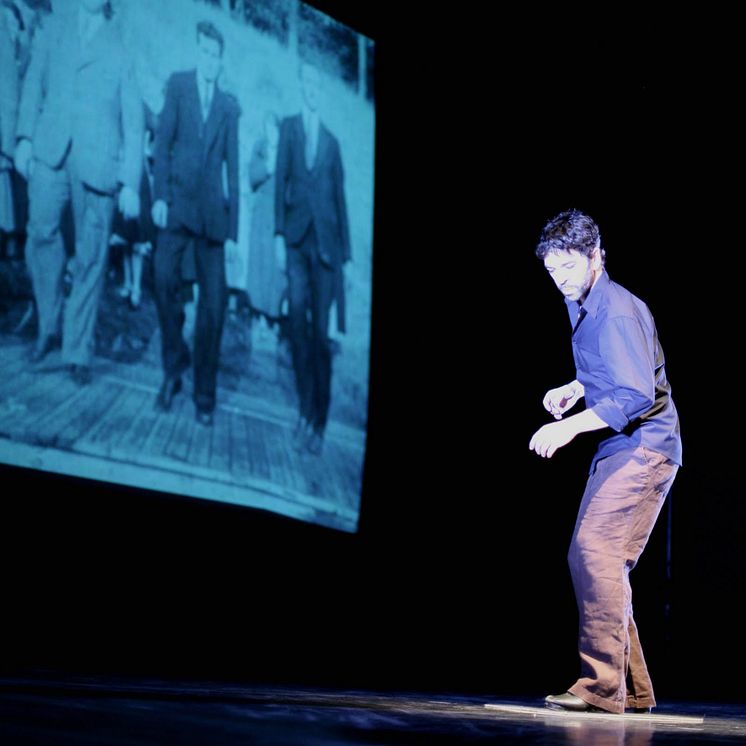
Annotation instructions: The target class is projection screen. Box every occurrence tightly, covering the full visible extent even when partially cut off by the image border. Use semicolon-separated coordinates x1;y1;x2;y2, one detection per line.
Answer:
0;0;374;532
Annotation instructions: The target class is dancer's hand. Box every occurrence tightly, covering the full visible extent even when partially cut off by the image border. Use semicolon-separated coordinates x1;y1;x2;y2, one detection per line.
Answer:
529;419;578;458
543;381;584;420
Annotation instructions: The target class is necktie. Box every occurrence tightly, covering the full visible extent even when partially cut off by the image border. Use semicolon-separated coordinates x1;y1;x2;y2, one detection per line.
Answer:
573;306;587;333
305;118;316;169
202;83;212;122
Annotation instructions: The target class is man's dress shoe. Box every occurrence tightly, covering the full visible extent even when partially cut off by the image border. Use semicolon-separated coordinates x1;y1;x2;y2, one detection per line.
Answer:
196;409;213;426
545;692;652;714
70;364;92;386
307;431;324;456
155;376;182;412
544;692;601;712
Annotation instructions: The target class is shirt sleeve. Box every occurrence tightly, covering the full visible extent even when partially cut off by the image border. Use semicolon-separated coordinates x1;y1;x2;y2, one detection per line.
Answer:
590;315;655;432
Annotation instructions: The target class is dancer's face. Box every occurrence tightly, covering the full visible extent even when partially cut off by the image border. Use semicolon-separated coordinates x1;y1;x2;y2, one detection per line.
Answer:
543;249;601;303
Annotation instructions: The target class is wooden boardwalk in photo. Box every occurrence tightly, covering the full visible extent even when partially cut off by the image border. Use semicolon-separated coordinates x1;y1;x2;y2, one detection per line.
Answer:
0;337;364;532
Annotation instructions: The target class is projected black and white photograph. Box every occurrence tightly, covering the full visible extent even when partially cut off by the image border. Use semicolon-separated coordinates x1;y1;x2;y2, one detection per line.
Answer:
0;0;375;532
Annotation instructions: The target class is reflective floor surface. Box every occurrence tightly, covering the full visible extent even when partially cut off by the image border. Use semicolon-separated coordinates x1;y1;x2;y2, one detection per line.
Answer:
1;673;745;744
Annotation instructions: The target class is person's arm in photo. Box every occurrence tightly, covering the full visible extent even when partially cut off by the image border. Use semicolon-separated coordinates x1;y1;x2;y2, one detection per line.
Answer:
332;139;351;265
0;25;19;164
273;117;290;271
225;98;239;243
118;61;144;220
14;16;50;179
151;74;178;229
224;97;240;264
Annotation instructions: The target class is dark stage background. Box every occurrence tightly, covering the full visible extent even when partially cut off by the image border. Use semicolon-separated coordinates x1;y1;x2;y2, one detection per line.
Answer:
2;3;743;705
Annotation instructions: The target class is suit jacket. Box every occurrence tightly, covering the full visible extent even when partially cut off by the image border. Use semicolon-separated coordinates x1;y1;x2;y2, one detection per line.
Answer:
153;70;239;243
0;21;18;166
16;7;143;194
275;113;350;267
275;113;350;331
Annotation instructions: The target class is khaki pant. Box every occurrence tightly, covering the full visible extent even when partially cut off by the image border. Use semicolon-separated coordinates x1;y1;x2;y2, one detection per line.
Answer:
567;446;678;713
26;151;114;366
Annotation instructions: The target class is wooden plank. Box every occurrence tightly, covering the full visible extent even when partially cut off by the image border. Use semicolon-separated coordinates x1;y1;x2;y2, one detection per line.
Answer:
259;422;284;486
209;407;231;475
55;381;124;448
73;381;130;450
336;440;364;510
229;409;251;479
18;376;93;447
251;418;277;484
225;413;303;497
330;441;361;511
266;418;308;494
1;369;76;439
109;388;159;462
0;340;31;379
274;417;312;495
138;395;181;466
331;441;353;509
164;394;196;463
299;440;338;503
324;441;345;504
188;413;213;471
76;385;144;458
240;413;266;480
0;373;41;437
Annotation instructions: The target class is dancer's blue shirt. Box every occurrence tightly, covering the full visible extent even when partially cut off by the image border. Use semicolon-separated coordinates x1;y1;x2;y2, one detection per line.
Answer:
566;271;682;473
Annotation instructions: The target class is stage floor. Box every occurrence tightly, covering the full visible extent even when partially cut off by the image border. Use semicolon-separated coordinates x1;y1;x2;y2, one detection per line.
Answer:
1;673;745;744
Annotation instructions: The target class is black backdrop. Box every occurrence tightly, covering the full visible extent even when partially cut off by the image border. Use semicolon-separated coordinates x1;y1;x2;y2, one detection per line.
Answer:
2;2;744;704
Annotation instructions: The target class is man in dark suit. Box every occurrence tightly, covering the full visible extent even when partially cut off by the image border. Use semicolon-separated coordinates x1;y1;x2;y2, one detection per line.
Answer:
151;20;239;426
274;61;351;456
14;0;143;384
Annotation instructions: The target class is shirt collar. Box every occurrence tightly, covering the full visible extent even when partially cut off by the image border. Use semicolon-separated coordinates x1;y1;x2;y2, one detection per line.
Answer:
564;269;610;319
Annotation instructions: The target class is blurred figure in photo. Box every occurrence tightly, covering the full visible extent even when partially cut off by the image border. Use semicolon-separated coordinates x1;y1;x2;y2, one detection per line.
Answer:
14;0;143;385
2;0;51;268
275;61;351;456
151;20;240;427
247;110;287;346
